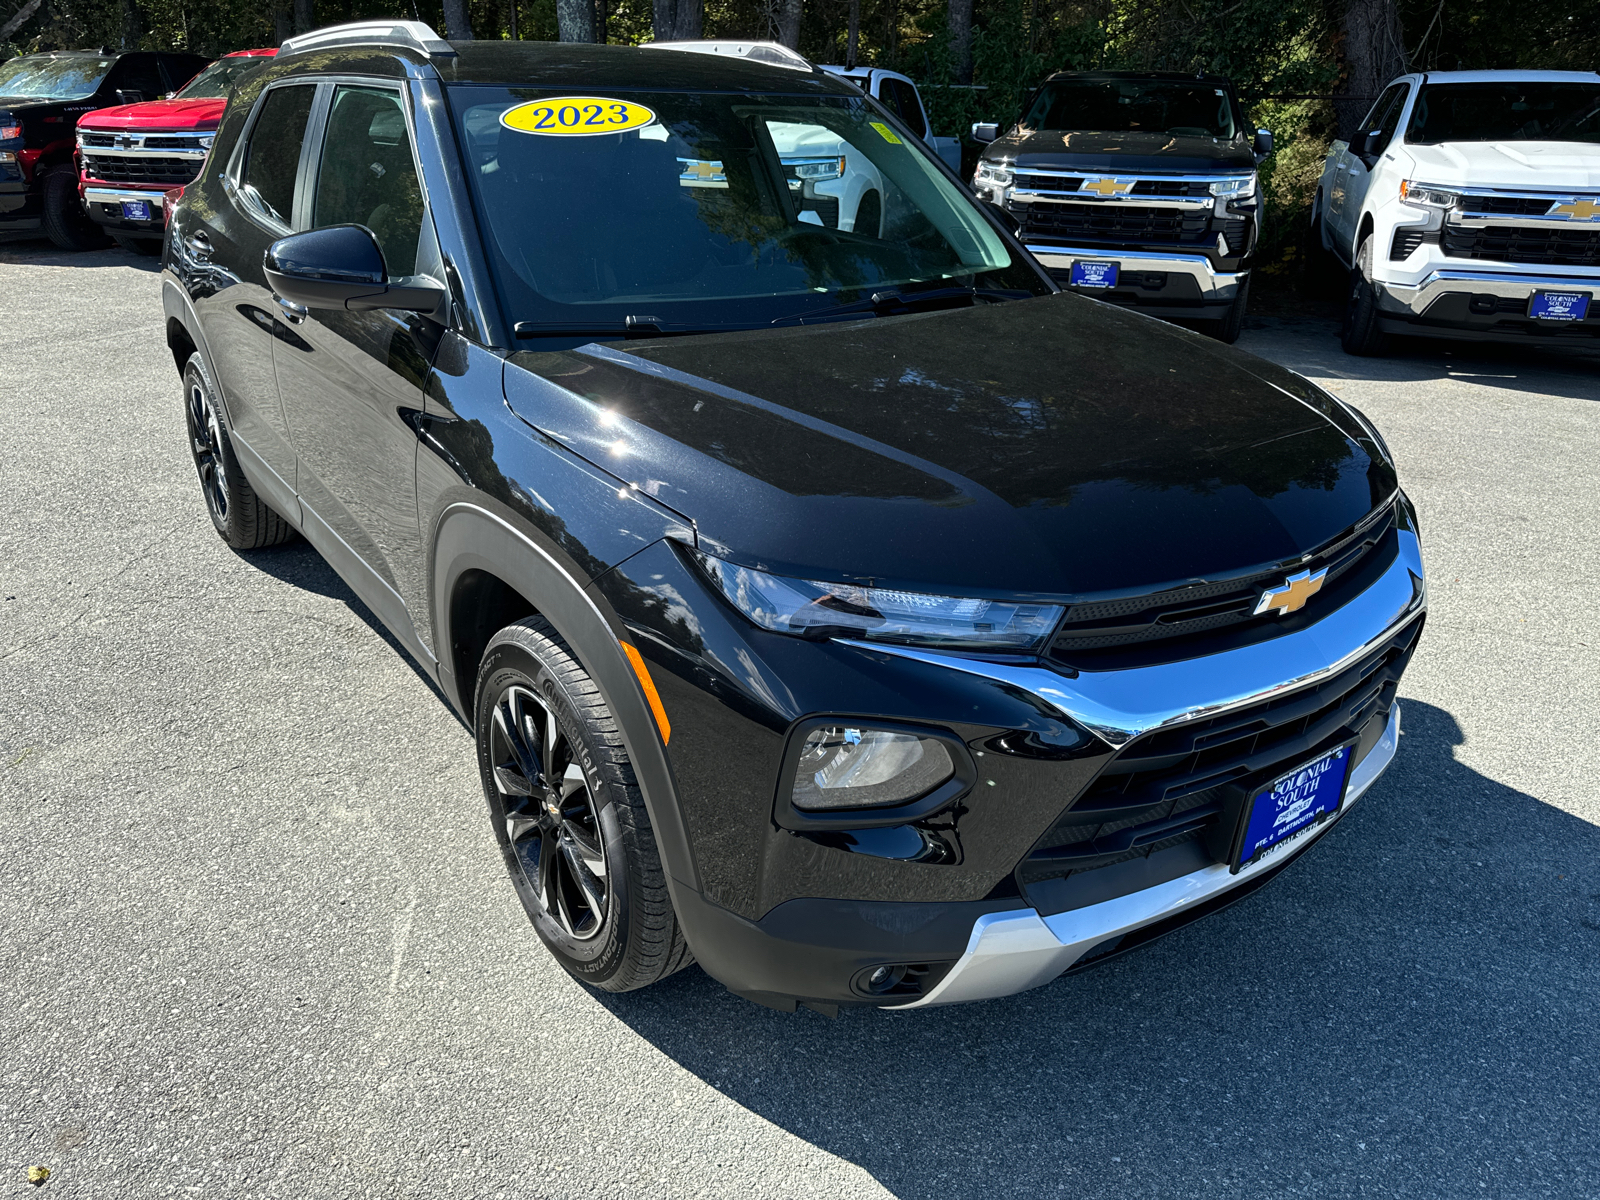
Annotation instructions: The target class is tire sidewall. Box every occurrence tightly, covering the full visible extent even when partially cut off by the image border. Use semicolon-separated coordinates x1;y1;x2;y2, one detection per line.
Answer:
182;354;236;539
475;638;635;986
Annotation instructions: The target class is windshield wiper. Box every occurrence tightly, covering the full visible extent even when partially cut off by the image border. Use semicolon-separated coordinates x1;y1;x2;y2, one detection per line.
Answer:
513;315;749;341
774;285;1031;327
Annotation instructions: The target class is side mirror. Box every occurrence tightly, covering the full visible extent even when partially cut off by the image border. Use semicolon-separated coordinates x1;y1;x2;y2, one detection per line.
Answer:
1359;129;1386;159
982;199;1019;234
1253;127;1274;160
264;224;447;319
115;89;148;105
971;122;1000;144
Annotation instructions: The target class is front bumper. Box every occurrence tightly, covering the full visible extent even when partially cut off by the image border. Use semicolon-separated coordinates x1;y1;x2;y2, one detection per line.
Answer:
1025;244;1246;311
82;184;167;233
895;701;1399;1007
1376;267;1600;341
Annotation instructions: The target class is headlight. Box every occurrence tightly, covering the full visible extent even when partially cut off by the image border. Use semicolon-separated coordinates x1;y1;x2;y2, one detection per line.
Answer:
1209;173;1256;199
198;133;216;149
792;726;955;811
784;155;844;183
1399;180;1460;210
976;161;1014;188
694;552;1063;651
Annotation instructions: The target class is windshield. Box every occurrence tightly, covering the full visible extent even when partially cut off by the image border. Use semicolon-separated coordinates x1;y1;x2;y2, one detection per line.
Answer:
1406;82;1600;145
0;55;113;101
1020;78;1238;139
178;55;271;100
448;87;1041;337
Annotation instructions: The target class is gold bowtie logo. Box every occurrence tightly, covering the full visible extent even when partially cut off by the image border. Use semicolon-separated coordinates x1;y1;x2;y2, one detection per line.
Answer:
1550;199;1600;221
682;161;722;180
1254;568;1328;617
1081;177;1134;197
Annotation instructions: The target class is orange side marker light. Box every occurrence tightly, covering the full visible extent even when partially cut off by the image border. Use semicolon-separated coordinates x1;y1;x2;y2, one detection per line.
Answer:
620;640;671;744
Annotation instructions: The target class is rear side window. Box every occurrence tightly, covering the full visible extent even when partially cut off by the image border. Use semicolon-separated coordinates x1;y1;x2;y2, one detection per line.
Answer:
1358;84;1405;141
311;85;426;276
109;54;164;101
886;80;927;139
241;84;315;228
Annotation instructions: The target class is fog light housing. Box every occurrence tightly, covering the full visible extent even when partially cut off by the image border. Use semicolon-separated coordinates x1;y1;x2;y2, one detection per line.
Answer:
775;720;974;830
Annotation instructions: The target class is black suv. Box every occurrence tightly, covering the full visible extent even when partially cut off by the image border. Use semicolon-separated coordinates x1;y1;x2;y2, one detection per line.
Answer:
0;49;207;249
973;72;1274;342
162;22;1425;1013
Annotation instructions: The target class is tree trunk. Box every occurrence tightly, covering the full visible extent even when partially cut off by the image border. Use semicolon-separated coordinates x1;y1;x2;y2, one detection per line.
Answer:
0;0;45;43
671;0;700;38
776;0;800;49
652;0;673;41
845;0;859;68
273;0;292;45
291;0;313;35
441;0;474;40
595;0;606;42
1340;0;1407;98
556;0;593;42
947;0;972;84
119;0;143;48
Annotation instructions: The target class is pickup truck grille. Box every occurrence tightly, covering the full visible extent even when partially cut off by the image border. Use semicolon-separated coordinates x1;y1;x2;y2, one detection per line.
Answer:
1013;175;1212;198
1020;201;1207;246
1461;196;1566;218
80;152;201;187
1442;223;1600;268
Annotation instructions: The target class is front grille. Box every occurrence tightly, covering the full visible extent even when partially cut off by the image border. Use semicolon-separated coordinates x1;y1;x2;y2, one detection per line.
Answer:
1132;179;1209;197
1443;223;1600;268
1049;502;1397;668
1461;196;1566;217
80;132;117;148
1020;200;1205;246
1391;228;1425;260
144;135;205;150
1015;173;1084;193
80;152;200;186
1017;615;1424;893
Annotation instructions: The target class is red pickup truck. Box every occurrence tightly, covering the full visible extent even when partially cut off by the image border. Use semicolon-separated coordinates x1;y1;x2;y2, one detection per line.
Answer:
75;48;274;253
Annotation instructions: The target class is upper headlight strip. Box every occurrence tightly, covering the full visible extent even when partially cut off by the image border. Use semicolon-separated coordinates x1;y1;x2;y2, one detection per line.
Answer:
694;552;1063;651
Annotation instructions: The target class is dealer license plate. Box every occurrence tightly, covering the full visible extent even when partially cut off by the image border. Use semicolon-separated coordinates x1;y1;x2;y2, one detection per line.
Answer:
1235;743;1354;871
121;199;151;221
1530;291;1589;322
1070;260;1119;289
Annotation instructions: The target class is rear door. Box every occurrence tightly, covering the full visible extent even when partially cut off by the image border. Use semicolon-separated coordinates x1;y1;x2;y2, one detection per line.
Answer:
1343;81;1411;243
271;81;442;646
1329;83;1404;248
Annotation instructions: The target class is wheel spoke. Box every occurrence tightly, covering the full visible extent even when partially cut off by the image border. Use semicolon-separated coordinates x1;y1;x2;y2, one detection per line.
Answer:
564;820;607;878
505;813;542;844
559;761;586;800
493;694;543;792
493;764;534;797
559;836;606;925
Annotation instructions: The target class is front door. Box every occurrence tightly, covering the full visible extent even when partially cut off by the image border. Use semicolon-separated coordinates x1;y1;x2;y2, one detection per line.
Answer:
271;82;443;651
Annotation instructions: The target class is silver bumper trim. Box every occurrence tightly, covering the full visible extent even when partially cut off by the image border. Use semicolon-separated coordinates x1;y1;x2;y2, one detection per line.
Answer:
1381;269;1598;317
1024;244;1244;301
843;529;1425;748
893;702;1402;1008
83;186;167;207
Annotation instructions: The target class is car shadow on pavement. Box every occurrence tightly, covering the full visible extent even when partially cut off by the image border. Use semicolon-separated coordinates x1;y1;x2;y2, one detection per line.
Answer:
0;237;161;271
1240;316;1600;405
600;699;1600;1199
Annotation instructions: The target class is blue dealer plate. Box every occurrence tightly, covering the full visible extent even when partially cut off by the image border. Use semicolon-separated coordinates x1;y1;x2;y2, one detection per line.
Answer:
1236;744;1354;870
1070;260;1119;289
1530;291;1589;322
121;199;152;220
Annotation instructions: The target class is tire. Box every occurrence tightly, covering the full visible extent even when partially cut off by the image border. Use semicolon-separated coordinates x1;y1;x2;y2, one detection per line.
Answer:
1208;274;1250;344
853;189;882;238
1340;237;1390;357
181;352;296;550
111;231;162;256
41;167;110;251
475;617;692;993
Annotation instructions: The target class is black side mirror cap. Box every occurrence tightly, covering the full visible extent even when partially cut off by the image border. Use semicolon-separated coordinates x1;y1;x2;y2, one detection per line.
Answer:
1253;127;1274;159
971;122;1000;144
264;224;448;319
1359;129;1387;159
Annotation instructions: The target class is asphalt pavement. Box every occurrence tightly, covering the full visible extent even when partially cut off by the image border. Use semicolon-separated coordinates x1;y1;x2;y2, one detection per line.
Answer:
2;241;1598;1199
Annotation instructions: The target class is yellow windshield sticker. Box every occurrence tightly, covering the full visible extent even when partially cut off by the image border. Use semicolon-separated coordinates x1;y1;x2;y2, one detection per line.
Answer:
869;121;903;145
501;97;657;137
677;158;728;188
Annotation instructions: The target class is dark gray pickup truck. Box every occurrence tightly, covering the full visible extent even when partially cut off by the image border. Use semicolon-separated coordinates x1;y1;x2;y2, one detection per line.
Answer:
972;71;1273;342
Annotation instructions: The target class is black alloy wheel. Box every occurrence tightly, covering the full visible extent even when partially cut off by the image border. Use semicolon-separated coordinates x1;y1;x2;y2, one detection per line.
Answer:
180;353;296;550
475;618;692;992
187;365;232;526
1340;237;1389;357
489;683;611;941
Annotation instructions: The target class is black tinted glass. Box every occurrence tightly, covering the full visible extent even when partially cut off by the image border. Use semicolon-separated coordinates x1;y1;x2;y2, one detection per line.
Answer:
112;55;164;99
0;55;113;100
889;80;926;138
1022;79;1237;138
1407;83;1600;145
313;86;425;276
243;85;315;227
179;56;270;100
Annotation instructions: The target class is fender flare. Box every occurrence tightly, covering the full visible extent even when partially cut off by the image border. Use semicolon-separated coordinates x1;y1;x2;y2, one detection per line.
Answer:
430;502;701;893
161;276;231;422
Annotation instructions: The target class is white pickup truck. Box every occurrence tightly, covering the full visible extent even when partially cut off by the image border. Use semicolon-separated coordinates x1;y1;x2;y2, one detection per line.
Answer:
1314;70;1600;355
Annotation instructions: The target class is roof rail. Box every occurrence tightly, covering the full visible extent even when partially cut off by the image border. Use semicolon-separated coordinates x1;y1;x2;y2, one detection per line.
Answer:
645;40;812;72
279;20;456;58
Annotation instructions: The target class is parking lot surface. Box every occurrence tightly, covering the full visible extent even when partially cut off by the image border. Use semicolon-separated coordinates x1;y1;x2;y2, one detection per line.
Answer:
2;242;1598;1199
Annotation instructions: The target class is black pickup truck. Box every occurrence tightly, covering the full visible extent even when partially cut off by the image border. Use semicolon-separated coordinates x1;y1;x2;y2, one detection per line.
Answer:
0;49;206;249
972;71;1273;342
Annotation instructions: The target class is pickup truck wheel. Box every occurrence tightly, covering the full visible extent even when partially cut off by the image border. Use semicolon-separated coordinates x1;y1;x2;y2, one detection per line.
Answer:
41;167;110;252
181;352;296;549
1208;275;1250;344
111;232;162;256
854;190;882;238
475;617;693;993
1341;239;1389;356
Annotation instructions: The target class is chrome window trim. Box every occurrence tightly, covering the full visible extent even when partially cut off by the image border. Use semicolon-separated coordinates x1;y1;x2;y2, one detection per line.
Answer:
890;701;1402;1008
839;526;1425;748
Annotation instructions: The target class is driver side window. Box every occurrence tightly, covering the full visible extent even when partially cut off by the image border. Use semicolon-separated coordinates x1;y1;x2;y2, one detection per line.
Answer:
311;85;427;278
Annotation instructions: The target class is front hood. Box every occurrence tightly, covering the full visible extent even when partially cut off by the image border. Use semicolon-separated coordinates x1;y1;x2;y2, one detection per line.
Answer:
989;129;1255;174
77;98;226;131
1402;141;1600;189
505;293;1395;599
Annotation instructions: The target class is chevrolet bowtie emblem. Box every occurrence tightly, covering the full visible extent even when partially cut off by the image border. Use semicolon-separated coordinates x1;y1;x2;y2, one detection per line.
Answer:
1081;177;1134;197
1549;199;1600;221
1254;568;1328;617
116;135;136;150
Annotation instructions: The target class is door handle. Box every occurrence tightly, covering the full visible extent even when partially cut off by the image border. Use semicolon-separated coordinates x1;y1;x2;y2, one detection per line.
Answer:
274;294;308;324
183;232;212;261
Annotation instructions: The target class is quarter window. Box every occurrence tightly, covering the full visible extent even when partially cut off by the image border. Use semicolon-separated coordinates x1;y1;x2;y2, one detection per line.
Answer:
885;80;927;139
311;85;426;277
241;84;315;228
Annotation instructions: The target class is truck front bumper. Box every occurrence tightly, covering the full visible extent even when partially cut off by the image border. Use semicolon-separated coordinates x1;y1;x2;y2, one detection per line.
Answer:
1376;267;1600;342
1026;244;1246;314
83;185;167;235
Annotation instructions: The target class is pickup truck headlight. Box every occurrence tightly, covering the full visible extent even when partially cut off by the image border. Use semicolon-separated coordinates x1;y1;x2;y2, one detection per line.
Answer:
198;133;216;149
1399;180;1460;211
694;552;1063;651
975;161;1014;188
1209;173;1256;198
